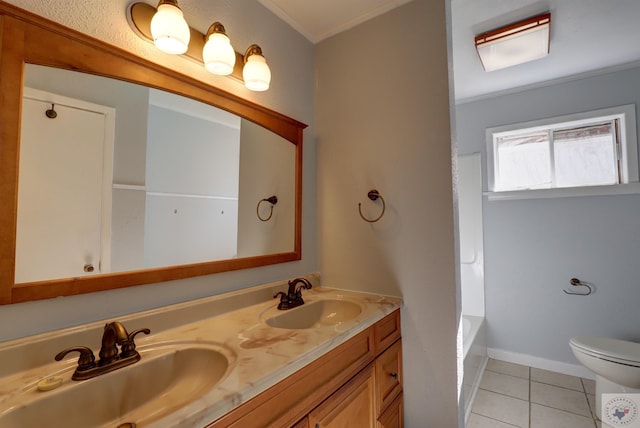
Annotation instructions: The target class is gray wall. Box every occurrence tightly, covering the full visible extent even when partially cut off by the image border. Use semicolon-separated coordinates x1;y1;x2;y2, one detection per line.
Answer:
316;1;458;425
237;119;296;257
456;66;640;364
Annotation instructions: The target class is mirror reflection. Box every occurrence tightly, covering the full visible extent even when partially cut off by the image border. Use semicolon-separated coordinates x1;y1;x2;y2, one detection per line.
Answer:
17;64;295;284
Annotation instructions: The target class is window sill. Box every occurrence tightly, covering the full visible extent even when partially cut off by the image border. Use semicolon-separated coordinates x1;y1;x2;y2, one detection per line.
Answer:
484;183;640;201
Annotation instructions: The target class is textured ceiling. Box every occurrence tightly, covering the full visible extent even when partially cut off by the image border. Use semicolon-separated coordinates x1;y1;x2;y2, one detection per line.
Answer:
256;0;413;43
256;0;640;102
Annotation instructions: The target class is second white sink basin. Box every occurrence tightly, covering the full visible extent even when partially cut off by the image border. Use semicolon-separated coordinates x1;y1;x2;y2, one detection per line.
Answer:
0;342;234;428
262;299;363;329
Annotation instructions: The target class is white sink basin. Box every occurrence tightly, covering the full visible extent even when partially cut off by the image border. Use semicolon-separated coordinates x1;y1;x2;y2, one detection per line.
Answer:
262;299;363;329
0;342;233;428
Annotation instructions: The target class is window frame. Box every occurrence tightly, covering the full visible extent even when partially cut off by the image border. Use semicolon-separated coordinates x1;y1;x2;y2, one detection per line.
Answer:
486;105;639;200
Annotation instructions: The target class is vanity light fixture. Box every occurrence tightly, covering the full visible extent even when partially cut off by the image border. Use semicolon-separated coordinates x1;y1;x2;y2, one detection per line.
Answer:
127;2;271;91
202;22;235;75
149;0;190;54
243;45;272;92
475;12;551;72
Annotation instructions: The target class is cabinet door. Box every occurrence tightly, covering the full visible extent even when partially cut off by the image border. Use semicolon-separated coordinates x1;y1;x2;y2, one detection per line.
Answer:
308;365;375;428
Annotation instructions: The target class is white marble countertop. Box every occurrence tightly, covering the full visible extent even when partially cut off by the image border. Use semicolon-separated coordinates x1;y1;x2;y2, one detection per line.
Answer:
0;278;401;427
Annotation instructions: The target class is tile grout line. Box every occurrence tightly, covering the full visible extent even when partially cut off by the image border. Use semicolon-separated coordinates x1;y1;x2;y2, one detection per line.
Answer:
581;377;599;428
476;386;530;403
532;402;598;420
531;380;586;394
484;367;530;380
469;411;520;427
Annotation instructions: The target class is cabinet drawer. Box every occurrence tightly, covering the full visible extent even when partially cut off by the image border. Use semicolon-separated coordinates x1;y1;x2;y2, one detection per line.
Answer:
374;309;401;354
377;393;403;428
375;339;402;416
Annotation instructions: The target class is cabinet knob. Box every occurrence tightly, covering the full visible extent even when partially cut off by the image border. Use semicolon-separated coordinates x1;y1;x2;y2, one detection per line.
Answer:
83;264;94;273
389;372;398;380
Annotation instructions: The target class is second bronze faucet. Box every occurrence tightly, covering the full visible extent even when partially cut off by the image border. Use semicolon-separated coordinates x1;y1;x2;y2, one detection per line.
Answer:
273;277;312;310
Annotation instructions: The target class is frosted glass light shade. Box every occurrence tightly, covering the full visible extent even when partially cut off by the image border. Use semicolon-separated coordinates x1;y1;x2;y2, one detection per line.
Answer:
203;33;236;75
150;3;190;55
243;54;271;91
475;13;550;72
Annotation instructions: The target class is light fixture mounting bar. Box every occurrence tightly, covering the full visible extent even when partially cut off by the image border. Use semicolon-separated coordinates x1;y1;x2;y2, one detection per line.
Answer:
127;2;244;82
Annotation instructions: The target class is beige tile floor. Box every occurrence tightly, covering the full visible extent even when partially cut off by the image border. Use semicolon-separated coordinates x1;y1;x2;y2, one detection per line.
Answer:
468;359;601;428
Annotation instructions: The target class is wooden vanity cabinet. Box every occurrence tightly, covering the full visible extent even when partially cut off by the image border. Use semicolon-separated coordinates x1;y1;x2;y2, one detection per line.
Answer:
208;309;402;428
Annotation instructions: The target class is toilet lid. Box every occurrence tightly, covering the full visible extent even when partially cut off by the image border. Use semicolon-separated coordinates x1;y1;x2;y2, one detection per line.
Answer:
570;336;640;366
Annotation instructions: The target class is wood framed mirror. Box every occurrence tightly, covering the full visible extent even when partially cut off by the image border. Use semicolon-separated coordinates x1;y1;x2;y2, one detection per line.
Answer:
0;2;306;304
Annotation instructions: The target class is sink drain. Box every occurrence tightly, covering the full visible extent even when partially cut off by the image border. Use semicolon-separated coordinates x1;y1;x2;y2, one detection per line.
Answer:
117;424;136;428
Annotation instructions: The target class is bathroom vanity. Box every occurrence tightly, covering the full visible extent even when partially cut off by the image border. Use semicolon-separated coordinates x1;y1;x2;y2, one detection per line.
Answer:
212;304;403;427
0;278;402;427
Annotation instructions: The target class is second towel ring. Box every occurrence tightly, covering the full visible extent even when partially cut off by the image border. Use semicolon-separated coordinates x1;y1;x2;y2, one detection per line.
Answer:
563;277;593;296
358;189;385;223
257;195;278;221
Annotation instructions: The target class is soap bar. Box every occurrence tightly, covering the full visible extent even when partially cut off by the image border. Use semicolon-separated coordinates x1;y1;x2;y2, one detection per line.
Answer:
37;376;63;391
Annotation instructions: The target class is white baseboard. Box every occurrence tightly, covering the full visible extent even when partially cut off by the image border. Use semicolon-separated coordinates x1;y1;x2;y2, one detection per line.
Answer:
487;347;595;380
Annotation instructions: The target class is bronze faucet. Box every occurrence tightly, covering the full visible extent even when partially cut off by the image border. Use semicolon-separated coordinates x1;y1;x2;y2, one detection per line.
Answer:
55;321;150;381
273;277;312;310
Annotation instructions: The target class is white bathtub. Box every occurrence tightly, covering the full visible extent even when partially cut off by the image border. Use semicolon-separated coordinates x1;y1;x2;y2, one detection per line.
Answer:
462;315;487;423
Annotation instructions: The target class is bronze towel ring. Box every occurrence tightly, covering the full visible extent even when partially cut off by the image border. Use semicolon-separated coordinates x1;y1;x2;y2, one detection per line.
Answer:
257;195;278;221
358;189;385;223
563;277;593;296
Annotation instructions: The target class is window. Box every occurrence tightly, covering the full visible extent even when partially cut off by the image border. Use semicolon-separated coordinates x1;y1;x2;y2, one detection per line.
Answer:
487;105;638;197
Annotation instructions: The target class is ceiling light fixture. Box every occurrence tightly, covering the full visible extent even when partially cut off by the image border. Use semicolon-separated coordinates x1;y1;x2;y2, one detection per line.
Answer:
475;12;551;72
127;2;271;91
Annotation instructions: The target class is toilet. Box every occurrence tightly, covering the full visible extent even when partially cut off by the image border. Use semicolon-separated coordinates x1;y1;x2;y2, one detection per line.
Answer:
569;336;640;419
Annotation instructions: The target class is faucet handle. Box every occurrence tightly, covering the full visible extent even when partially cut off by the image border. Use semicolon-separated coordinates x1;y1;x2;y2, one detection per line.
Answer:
55;346;96;371
273;291;287;301
120;328;150;358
